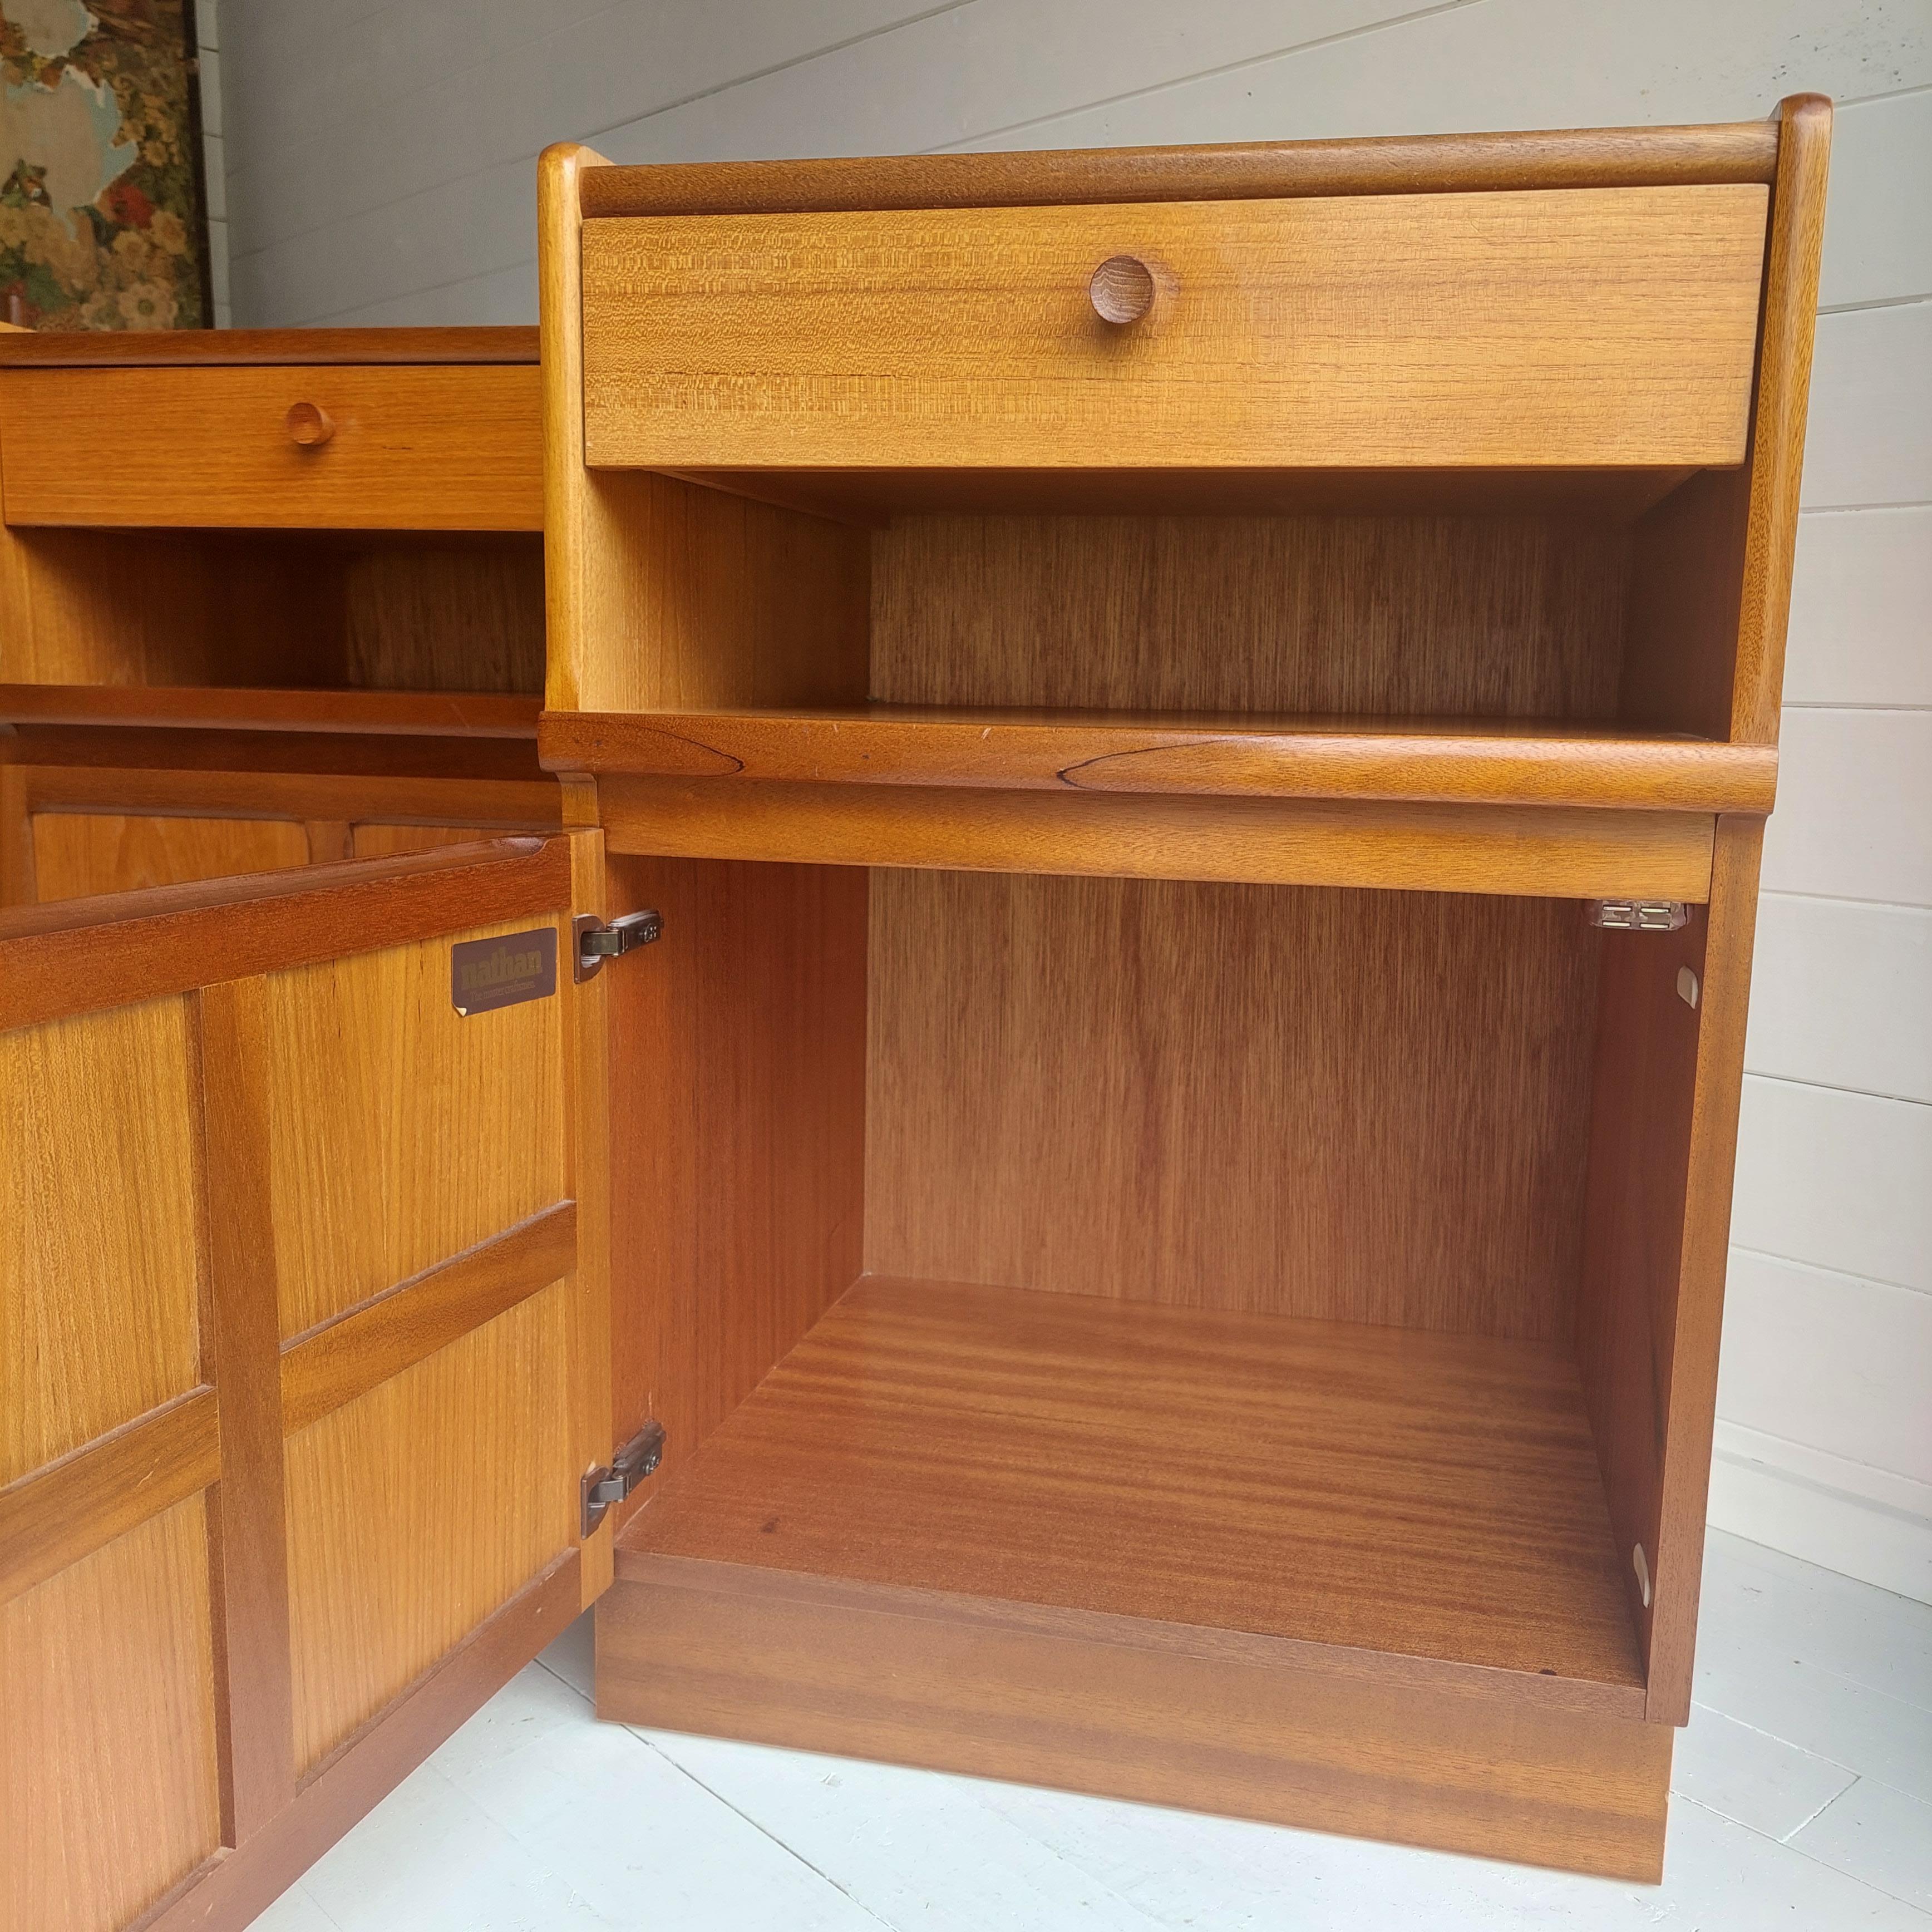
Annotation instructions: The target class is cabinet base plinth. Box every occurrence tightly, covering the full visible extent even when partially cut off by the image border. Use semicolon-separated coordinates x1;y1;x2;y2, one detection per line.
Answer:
596;1555;1672;1882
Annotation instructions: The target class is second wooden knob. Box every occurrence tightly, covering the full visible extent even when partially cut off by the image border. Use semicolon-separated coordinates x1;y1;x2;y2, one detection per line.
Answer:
1088;255;1155;326
284;401;336;448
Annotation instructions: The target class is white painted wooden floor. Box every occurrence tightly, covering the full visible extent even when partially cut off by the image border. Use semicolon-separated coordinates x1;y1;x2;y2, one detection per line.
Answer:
249;1530;1931;1930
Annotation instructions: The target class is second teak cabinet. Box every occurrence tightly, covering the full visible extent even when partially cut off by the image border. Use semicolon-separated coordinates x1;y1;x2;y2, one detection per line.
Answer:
0;97;1830;1930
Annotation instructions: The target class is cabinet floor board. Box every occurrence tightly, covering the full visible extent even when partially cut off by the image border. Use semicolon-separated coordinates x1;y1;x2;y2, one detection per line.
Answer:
618;1276;1643;1697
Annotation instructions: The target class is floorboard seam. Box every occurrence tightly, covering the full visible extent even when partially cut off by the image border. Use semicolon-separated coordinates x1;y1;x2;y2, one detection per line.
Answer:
624;1730;903;1930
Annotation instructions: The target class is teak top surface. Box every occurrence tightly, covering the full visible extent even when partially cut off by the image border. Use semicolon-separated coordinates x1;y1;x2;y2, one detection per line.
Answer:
576;116;1785;218
624;1277;1645;1694
0;326;539;368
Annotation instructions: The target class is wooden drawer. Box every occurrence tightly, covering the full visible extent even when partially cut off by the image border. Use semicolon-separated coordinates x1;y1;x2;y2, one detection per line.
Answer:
581;185;1768;471
0;363;543;530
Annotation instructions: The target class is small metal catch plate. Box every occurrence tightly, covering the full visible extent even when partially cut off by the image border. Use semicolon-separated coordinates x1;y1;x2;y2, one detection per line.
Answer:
450;928;558;1016
1585;899;1689;932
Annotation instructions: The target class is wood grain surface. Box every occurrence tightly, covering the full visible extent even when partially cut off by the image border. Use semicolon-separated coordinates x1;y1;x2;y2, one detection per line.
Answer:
0;684;541;736
546;472;868;715
257;919;567;1338
0;836;570;1031
1730;95;1833;745
639;461;1701;524
1619;466;1753;743
623;1277;1642;1690
279;1205;578;1435
0;526;345;694
577;119;1780;218
18;765;562;842
604;856;868;1509
544;141;863;722
538;150;865;722
543;708;1775;812
196;975;298;1844
1643;818;1766;1722
283;1280;575;1772
0;1388;217;1607
597;773;1716;901
2;724;550;785
599;1556;1669;1881
1575;820;1765;1726
561;828;614;1603
1;996;203;1478
866;871;1598;1338
1575;899;1709;1707
342;540;545;694
349;823;507;857
581;188;1766;471
1;835;601;1928
144;1556;579;1932
1;1499;223;1932
29;811;309;901
871;512;1631;717
0;366;542;531
0;526;543;694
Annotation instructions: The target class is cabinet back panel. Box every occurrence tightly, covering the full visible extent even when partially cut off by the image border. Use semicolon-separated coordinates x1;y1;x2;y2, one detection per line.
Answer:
30;811;311;903
871;514;1630;720
865;870;1598;1341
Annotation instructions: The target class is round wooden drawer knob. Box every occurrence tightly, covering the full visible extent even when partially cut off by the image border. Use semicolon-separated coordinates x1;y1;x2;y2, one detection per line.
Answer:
284;401;335;448
1088;255;1155;326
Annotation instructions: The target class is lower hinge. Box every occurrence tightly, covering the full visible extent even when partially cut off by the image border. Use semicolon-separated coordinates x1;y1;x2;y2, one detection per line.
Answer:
1585;899;1688;932
581;1421;666;1535
573;909;663;982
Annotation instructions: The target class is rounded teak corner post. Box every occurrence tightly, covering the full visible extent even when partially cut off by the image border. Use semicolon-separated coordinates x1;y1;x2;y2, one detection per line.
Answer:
538;140;609;720
1728;93;1833;749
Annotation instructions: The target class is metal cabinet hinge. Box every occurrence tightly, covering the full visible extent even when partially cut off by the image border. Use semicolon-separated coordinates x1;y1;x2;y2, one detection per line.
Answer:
1585;899;1688;932
582;1421;665;1535
573;909;662;982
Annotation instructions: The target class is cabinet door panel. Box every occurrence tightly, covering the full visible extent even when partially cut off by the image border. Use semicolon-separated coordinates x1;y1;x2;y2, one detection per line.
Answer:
285;1280;575;1770
0;835;609;1932
1;1499;222;1932
258;921;568;1338
1;995;203;1477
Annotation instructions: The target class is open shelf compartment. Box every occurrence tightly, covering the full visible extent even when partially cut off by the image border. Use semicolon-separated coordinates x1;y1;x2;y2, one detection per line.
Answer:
550;464;1768;896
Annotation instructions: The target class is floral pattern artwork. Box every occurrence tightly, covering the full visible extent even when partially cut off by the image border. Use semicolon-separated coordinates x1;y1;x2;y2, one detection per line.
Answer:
0;0;208;329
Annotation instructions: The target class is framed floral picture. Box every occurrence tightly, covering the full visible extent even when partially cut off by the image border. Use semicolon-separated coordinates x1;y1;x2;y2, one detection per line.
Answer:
0;0;211;329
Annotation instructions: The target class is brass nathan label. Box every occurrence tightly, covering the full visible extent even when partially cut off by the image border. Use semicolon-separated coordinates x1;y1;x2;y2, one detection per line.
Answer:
450;927;558;1016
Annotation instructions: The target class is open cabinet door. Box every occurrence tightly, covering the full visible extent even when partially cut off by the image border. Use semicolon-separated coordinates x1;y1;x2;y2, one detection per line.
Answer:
1;833;615;1932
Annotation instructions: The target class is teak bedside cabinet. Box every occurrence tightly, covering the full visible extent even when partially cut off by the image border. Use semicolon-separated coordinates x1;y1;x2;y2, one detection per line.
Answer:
0;326;558;907
0;99;1829;1930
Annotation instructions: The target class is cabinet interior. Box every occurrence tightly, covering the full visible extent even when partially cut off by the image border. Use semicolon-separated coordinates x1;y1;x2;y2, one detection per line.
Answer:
605;852;1687;1697
582;451;1746;1701
0;528;545;696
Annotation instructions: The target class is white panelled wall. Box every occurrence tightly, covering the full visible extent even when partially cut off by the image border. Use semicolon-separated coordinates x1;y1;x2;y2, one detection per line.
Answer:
215;4;1931;1601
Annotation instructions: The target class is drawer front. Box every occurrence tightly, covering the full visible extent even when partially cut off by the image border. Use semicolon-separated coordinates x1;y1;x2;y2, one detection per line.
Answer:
0;364;542;530
582;185;1768;471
